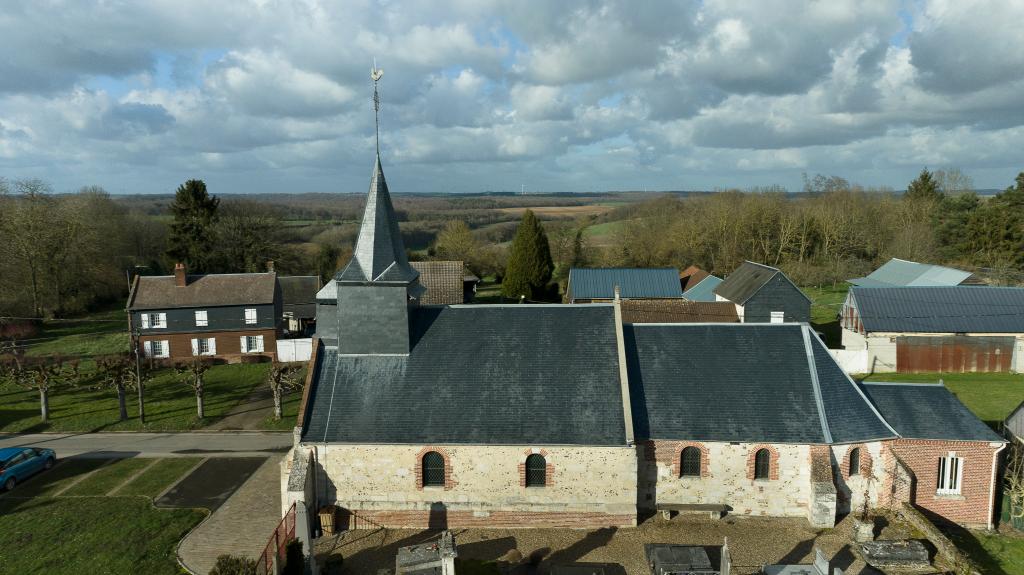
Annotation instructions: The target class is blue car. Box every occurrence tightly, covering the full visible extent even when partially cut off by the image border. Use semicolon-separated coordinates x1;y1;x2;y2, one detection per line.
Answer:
0;447;57;491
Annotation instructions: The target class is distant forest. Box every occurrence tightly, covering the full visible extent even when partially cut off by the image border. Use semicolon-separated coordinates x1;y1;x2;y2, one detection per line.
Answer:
1;167;1022;319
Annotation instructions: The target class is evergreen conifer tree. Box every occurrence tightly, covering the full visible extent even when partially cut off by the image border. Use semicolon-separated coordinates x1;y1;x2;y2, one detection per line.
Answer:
501;209;553;301
905;168;942;202
166;179;219;272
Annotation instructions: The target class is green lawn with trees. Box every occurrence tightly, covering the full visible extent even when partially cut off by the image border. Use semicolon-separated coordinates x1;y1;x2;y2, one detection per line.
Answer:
0;362;282;432
0;457;206;575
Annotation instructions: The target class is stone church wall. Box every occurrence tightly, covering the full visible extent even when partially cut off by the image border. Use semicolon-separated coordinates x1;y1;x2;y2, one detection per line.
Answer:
309;443;638;528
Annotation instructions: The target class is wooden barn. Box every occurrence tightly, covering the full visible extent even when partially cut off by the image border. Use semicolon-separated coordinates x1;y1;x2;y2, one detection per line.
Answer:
840;286;1024;373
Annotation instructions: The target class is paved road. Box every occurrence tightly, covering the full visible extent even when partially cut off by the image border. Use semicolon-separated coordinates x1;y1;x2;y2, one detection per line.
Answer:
0;431;293;458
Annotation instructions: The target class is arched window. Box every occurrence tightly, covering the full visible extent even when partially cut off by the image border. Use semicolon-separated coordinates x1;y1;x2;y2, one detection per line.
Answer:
422;451;445;487
680;447;702;477
849;447;861;476
525;454;546;487
754;449;771;480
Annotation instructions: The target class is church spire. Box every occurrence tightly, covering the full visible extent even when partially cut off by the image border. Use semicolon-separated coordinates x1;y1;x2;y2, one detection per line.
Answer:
336;62;419;286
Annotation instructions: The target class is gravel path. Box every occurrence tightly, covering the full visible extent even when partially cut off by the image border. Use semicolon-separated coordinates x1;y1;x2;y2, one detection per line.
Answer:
316;513;913;574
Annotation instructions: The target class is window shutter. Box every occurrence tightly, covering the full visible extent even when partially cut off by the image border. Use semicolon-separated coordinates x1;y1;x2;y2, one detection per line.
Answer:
240;336;248;353
209;338;217;355
141;314;150;329
257;335;265;352
161;340;170;358
143;340;152;357
191;338;199;356
157;313;167;328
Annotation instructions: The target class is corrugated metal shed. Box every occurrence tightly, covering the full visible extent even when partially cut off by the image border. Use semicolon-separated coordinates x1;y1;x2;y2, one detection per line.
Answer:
851;286;1024;333
682;275;723;302
849;258;976;287
567;268;682;301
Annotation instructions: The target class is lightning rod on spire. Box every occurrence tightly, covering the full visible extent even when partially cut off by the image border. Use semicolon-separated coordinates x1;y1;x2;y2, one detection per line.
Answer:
371;60;384;157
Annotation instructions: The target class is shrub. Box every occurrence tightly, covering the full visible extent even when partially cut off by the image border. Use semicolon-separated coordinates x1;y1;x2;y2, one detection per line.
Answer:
208;554;256;575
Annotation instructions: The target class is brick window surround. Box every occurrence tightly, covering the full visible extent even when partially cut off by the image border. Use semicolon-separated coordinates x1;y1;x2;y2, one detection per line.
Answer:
842;444;874;479
645;441;711;479
676;443;711;478
746;445;780;480
415;446;455;491
519;448;555;487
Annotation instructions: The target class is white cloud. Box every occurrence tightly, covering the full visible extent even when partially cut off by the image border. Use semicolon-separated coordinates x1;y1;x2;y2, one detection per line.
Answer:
0;0;1023;194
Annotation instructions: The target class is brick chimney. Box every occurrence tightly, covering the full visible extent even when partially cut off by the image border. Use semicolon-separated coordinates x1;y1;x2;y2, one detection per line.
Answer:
266;260;275;273
174;262;187;287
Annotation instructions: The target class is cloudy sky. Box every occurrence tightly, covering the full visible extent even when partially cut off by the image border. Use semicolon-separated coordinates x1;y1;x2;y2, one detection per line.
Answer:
2;0;1023;195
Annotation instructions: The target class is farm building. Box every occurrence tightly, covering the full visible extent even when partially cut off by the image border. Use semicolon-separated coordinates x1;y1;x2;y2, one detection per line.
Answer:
1004;401;1024;443
680;265;723;302
840;286;1024;373
619;299;738;323
410;261;476;305
126;265;281;362
278;275;320;336
282;150;1003;532
849;258;983;288
713;261;810;323
566;267;683;303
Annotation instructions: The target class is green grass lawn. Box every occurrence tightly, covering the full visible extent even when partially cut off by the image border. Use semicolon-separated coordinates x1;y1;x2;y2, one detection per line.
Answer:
116;458;201;498
0;362;276;432
24;308;129;358
859;371;1024;428
62;458;153;496
802;283;849;348
0;456;206;575
947;527;1024;575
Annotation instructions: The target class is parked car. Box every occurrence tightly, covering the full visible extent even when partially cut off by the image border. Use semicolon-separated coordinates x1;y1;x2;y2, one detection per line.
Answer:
0;447;56;491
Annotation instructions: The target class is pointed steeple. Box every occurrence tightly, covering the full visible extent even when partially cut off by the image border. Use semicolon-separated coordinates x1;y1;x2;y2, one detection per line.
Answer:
337;155;419;284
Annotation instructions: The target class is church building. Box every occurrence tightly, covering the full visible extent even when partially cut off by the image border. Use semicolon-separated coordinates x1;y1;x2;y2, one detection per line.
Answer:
282;148;1005;532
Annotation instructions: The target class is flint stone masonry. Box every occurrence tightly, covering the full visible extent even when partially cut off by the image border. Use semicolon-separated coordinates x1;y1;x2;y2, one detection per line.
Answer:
643;441;812;519
831;442;885;515
310;443;638;527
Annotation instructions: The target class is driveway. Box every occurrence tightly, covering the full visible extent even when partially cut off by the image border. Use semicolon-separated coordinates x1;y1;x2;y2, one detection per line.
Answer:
0;431;292;458
177;455;284;574
157;457;267;512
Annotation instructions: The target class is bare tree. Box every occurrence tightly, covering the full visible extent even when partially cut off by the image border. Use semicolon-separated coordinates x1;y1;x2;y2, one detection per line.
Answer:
175;358;213;419
268;362;303;420
0;351;78;423
95;354;142;422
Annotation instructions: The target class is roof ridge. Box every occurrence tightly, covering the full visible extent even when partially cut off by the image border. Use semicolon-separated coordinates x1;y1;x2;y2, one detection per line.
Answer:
806;329;900;439
801;325;833;444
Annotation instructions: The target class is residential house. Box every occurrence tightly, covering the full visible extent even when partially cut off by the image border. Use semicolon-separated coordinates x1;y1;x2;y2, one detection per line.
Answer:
861;382;1006;528
840;286;1024;373
410;261;473;305
714;261;811;323
849;258;984;288
620;299;738;323
278;275;320;336
282;150;1000;531
566;268;683;303
126;264;280;362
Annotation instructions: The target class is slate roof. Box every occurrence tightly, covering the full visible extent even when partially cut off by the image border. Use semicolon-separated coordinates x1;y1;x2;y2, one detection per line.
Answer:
567;268;683;301
278;276;320;318
849;258;978;288
850;286;1024;333
126;272;277;311
411;261;464;305
861;383;1003;442
620;299;738;323
682;275;723;302
336;155;419;285
302;304;628;445
714;261;809;305
625;323;895;444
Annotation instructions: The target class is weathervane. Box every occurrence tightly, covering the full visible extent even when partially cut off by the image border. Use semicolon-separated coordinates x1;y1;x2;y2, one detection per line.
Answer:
371;59;384;156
